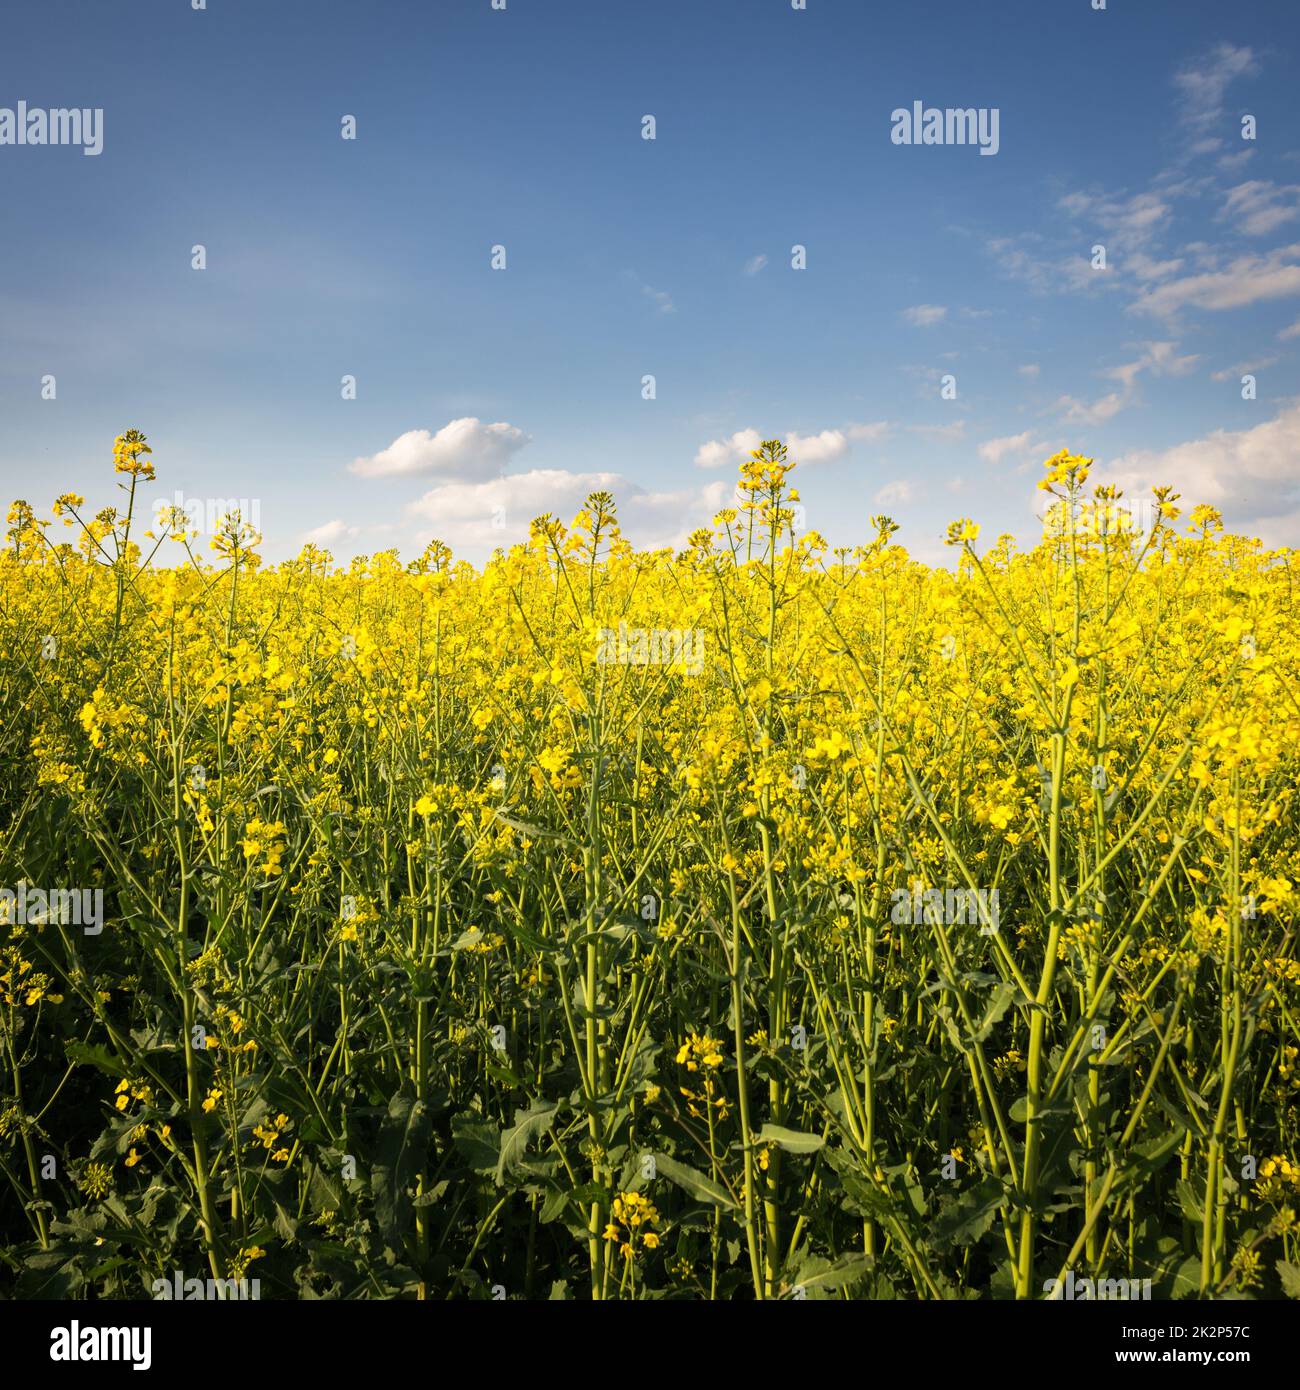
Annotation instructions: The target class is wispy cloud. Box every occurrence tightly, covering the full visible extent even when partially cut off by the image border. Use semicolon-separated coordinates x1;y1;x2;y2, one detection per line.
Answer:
1054;390;1128;427
902;304;947;327
1221;181;1300;237
1053;341;1199;427
743;254;768;276
1058;190;1172;245
1131;244;1300;319
908;420;966;442
1210;357;1276;382
624;271;675;314
846;421;892;443
1172;43;1258;132
874;480;912;506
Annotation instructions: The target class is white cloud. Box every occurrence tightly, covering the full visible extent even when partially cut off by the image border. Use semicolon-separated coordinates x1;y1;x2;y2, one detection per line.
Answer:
846;420;892;443
874;480;912;506
694;428;763;469
986;234;1116;297
302;519;360;545
1222;181;1300;237
351;418;530;480
1125;251;1186;283
1173;43;1258;131
1102;340;1200;389
406;468;730;557
623;271;675;314
909;420;966;442
902;304;947;327
1097;401;1300;538
1210;357;1277;382
978;430;1034;465
1054;391;1128;427
1217;149;1256;175
695;424;875;469
1279;317;1300;341
743;254;768;276
1131;244;1300;318
1052;341;1198;428
1018;364;1040;379
1058;190;1171;245
787;429;849;464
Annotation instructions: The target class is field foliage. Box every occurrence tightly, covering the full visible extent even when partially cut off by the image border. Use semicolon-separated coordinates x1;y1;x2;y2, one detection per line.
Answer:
1;433;1298;1300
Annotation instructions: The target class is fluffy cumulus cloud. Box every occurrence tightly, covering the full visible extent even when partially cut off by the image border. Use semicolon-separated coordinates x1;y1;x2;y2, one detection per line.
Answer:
978;430;1035;465
301;519;361;546
350;418;530;480
694;423;887;470
786;429;849;464
1095;401;1300;543
694;428;764;470
406;469;732;556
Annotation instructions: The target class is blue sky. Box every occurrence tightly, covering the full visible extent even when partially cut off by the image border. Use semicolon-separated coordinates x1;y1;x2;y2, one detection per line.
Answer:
2;0;1299;564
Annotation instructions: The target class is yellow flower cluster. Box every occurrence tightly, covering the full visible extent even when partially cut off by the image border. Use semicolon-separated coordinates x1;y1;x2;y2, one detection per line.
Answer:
603;1190;661;1259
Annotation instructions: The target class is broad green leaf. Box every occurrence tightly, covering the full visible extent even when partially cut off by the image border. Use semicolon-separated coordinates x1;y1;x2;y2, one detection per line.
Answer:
759;1124;825;1155
791;1251;870;1294
496;1098;558;1183
372;1090;432;1247
652;1153;738;1209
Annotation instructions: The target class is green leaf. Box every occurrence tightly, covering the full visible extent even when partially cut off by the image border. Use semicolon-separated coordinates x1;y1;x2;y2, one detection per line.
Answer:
485;1060;528;1090
652;1153;738;1209
930;1176;1007;1247
498;915;555;955
615;1034;661;1097
372;1090;432;1248
451;1118;499;1175
1176;1179;1203;1224
790;1252;870;1295
1171;1256;1202;1299
759;1124;825;1155
496;1099;558;1184
974;981;1019;1041
493;811;578;846
1277;1261;1300;1299
1114;1123;1187;1196
65;1041;131;1079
